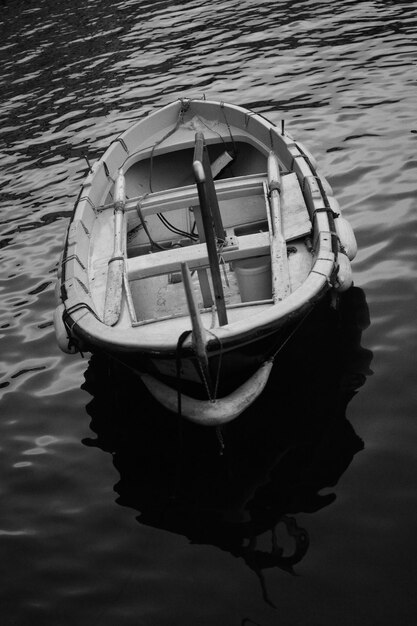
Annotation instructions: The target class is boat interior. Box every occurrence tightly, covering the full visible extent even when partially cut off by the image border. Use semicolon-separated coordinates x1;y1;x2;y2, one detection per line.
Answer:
91;134;315;329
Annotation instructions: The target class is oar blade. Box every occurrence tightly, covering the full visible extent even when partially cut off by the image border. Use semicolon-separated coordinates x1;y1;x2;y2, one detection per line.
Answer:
103;259;124;326
181;262;213;393
103;168;126;326
267;151;291;302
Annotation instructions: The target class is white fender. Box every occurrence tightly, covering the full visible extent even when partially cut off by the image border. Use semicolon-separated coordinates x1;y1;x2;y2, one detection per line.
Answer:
335;216;357;260
139;360;274;426
335;252;353;292
53;304;78;354
328;196;341;215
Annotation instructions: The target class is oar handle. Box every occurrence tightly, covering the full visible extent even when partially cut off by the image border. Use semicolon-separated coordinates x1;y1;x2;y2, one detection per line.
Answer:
103;169;126;326
267;151;281;195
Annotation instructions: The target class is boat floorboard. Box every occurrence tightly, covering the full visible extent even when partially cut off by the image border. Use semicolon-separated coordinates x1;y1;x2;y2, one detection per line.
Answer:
130;263;242;323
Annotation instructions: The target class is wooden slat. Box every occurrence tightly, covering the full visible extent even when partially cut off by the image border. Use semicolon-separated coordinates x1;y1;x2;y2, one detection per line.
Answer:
126;172;310;244
181;262;212;389
267;153;291;302
191;137;214;309
194;132;226;240
102;174;267;214
126;232;270;280
193;132;227;325
181;149;233;309
103;169;126;326
191;201;214;308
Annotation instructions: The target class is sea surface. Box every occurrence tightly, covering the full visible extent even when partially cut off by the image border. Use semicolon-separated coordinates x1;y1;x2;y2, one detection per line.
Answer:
1;1;416;625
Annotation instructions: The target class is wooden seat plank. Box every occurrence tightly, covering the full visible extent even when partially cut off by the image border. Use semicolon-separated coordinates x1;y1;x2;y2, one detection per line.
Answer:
127;232;270;280
101;173;267;215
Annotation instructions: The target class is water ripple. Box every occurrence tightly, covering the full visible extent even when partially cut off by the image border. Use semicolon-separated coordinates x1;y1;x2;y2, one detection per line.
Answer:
1;0;417;623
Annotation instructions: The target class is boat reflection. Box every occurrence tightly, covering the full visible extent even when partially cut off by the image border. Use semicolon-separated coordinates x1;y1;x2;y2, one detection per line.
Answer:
81;286;373;606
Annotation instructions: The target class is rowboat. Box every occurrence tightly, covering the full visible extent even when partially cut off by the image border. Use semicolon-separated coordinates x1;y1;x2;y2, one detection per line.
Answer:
54;98;357;424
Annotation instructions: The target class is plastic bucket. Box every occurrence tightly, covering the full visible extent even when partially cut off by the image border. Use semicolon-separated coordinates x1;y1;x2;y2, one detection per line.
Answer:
233;256;272;302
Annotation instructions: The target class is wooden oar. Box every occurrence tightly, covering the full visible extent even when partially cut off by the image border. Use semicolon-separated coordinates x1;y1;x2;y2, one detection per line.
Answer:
193;133;228;326
267;152;291;302
103;168;126;326
180;261;213;395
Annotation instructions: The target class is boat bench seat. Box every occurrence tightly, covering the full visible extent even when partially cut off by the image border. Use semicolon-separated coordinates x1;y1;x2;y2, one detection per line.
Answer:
126;169;312;282
125;170;311;250
100;174;267;216
136;174;267;218
126;231;270;281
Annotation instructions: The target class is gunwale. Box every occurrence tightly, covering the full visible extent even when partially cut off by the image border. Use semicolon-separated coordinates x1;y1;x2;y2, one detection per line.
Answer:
57;98;338;358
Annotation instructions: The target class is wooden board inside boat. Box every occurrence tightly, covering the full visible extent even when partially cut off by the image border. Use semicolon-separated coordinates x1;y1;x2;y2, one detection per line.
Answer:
129;238;312;325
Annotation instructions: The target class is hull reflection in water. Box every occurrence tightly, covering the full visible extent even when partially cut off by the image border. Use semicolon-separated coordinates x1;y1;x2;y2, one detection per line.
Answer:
81;286;373;605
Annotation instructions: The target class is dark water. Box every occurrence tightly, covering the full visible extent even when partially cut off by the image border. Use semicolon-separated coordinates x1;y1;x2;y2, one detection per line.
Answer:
1;1;416;624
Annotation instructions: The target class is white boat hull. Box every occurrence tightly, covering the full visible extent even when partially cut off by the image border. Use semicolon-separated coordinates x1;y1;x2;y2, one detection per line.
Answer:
54;98;356;422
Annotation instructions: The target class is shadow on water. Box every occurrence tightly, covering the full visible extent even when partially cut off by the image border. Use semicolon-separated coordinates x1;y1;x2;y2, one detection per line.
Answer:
81;286;373;607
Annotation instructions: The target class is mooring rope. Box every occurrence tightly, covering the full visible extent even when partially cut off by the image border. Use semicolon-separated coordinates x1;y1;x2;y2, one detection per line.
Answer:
220;101;237;156
268;307;314;363
175;329;193;418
